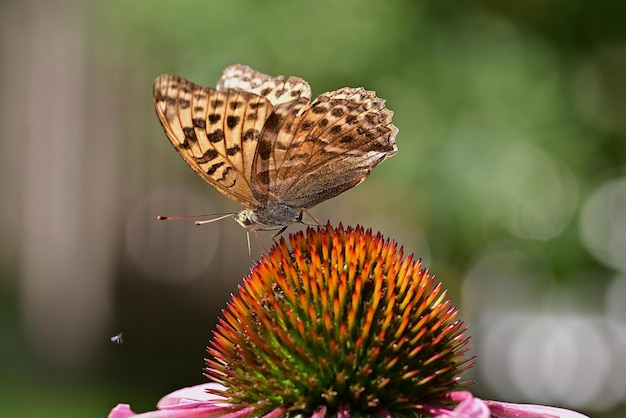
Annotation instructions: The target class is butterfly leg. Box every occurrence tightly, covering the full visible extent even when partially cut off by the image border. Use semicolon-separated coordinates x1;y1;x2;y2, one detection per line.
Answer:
245;231;253;261
251;230;269;257
301;208;323;227
271;226;288;242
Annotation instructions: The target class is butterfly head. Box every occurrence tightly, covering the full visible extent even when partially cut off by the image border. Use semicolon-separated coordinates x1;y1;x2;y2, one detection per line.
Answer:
234;209;257;230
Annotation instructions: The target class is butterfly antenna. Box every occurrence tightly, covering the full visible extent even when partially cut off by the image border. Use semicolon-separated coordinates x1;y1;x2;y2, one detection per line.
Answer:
195;213;236;225
155;213;235;224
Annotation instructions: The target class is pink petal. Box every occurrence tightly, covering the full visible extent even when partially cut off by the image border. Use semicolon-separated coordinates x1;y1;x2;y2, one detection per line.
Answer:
108;402;244;418
108;384;251;418
108;404;139;418
452;394;490;418
425;392;589;418
108;402;226;418
426;391;490;418
485;400;590;418
259;407;288;418
158;384;228;407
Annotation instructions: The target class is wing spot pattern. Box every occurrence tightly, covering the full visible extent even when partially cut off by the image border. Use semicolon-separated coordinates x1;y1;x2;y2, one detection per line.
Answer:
218;166;235;185
226;116;240;129
229;101;243;110
196;149;219;163
256;170;270;185
243;128;259;141
331;108;344;117
183;127;197;142
300;120;314;131
207;162;224;175
258;139;272;160
275;141;290;150
312;105;328;114
192;118;206;129
264;113;281;133
227;145;241;156
290;153;310;160
207;129;225;143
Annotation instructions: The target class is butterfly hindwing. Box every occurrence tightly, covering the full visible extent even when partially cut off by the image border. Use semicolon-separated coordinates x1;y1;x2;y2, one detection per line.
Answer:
217;64;312;106
252;87;398;209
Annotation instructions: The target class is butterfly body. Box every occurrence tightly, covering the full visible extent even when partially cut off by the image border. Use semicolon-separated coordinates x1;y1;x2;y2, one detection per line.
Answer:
235;205;302;232
153;65;398;232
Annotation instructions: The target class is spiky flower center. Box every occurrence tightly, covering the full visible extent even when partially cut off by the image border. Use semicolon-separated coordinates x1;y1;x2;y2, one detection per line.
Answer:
206;224;473;417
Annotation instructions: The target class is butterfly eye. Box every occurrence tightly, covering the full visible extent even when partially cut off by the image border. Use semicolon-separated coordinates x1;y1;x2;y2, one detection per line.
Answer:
235;209;255;228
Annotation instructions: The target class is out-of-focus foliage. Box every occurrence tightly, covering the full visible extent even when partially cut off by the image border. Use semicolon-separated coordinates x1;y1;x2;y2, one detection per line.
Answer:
1;0;625;417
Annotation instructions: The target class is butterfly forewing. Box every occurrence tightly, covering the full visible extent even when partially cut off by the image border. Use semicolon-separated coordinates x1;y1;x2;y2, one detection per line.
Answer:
153;74;274;208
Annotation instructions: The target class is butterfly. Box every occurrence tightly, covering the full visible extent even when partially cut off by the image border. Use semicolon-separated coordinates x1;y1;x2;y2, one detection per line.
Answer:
153;64;398;237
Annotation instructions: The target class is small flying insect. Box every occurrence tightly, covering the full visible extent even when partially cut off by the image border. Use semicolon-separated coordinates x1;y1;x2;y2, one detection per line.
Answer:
110;332;123;345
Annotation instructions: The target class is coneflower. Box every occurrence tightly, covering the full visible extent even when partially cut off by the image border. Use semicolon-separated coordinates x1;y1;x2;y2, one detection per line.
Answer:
109;224;589;418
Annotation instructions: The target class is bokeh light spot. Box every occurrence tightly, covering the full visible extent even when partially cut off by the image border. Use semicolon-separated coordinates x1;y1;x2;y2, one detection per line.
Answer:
480;313;626;411
487;142;579;240
579;176;626;272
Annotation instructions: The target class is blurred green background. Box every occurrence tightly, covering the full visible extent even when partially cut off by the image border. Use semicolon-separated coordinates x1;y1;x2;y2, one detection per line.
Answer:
1;0;625;416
